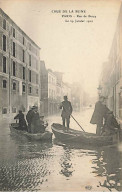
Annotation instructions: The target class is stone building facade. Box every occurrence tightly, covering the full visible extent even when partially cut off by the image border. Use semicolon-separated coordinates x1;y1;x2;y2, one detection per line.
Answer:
40;62;72;116
0;8;40;116
99;4;122;126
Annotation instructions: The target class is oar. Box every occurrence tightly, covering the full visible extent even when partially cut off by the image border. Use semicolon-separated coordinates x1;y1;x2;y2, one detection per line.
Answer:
61;103;85;132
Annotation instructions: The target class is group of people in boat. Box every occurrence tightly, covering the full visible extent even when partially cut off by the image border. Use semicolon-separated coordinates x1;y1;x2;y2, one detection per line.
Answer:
14;106;48;134
14;95;120;136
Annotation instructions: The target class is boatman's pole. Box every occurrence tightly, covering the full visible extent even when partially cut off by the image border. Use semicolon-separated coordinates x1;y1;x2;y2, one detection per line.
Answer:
61;103;85;132
70;114;85;132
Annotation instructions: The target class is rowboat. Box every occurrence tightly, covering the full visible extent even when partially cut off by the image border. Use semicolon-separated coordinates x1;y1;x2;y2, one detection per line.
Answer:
51;123;120;146
10;123;53;141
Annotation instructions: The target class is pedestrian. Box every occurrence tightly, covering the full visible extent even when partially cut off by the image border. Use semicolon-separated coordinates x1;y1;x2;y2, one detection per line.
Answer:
60;96;73;129
14;110;27;130
26;106;35;132
90;96;109;135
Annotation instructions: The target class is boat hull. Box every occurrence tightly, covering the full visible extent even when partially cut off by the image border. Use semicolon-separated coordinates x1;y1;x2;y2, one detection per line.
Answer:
51;123;119;146
10;123;53;141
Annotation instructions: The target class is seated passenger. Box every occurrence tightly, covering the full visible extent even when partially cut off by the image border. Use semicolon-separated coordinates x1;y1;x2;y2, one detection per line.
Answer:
14;110;27;130
102;111;120;136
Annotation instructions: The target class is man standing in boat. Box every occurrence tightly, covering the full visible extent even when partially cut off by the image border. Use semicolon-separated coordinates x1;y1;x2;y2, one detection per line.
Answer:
60;96;73;129
26;106;35;132
90;96;109;135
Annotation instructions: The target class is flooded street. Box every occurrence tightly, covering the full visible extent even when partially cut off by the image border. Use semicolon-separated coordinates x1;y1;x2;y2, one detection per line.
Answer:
0;108;122;192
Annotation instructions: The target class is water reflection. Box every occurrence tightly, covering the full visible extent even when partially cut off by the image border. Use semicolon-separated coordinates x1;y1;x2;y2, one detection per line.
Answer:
0;112;122;192
0;135;53;191
60;147;74;178
91;145;122;191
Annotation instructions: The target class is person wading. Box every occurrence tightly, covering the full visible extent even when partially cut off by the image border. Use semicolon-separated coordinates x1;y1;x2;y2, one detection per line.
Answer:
60;96;73;129
90;96;109;135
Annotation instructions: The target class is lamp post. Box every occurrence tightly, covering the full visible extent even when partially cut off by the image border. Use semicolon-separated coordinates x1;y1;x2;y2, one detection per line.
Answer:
97;85;102;97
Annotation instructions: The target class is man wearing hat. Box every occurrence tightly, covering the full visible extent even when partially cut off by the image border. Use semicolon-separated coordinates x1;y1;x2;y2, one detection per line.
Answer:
26;106;35;132
60;96;73;128
90;96;109;135
14;110;27;130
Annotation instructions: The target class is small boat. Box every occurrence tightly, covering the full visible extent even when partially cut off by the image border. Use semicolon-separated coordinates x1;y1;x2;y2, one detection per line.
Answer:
51;123;120;146
10;123;53;141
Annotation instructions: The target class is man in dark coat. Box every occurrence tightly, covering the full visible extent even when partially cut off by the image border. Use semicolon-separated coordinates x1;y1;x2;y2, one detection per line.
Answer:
26;106;35;132
90;96;109;135
102;111;120;136
60;96;73;128
14;110;27;130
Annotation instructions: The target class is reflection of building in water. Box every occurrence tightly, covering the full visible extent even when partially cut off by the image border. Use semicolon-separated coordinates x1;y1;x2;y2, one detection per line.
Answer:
59;148;74;178
92;147;122;191
99;4;122;127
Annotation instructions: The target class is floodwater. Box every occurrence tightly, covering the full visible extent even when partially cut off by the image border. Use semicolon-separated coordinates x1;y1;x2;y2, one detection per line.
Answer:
0;108;122;192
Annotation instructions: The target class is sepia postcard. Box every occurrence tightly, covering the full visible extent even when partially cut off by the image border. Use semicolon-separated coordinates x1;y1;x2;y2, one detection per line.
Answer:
0;0;122;192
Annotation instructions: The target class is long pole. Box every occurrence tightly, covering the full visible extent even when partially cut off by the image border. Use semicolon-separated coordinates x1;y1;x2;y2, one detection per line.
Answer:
70;114;85;132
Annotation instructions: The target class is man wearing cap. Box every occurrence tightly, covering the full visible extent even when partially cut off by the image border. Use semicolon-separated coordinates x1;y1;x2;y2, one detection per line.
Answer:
90;96;109;135
60;96;73;128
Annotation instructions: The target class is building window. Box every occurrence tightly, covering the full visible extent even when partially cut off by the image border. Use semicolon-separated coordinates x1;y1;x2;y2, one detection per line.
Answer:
12;107;16;113
29;86;32;93
36;60;38;70
3;35;6;51
29;43;31;50
2;107;7;114
36;50;38;56
36;74;38;84
3;56;6;73
13;28;15;38
23;37;24;45
13;82;16;90
3;80;7;88
3;19;6;30
23;50;25;62
23;67;25;80
22;84;25;92
29;70;31;82
13;42;16;57
13;61;16;76
29;55;31;66
36;89;38;95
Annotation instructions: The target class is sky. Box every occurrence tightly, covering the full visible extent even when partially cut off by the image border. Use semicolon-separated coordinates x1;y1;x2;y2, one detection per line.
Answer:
0;0;121;97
